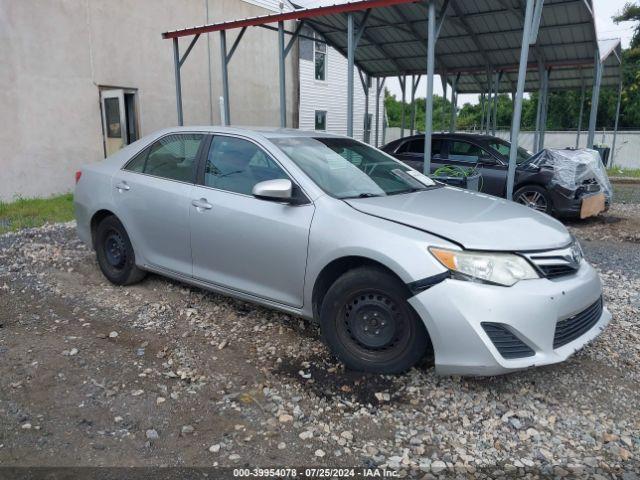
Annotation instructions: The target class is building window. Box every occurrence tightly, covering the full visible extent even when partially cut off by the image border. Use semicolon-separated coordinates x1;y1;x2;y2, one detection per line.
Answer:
315;111;327;131
314;35;326;81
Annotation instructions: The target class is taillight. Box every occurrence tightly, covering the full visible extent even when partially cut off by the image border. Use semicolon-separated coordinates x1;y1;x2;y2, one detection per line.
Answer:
75;171;82;184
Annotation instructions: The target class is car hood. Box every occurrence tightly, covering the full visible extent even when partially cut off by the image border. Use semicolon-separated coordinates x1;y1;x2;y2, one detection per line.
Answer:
345;187;572;251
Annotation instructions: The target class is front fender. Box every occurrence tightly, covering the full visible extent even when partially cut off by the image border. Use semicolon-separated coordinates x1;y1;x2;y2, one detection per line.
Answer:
302;198;454;319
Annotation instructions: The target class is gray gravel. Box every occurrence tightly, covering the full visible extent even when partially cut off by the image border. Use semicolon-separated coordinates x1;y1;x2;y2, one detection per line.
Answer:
0;220;638;477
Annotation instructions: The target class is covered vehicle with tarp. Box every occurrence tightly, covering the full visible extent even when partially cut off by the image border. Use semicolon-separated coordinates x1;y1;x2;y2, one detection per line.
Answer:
527;148;612;218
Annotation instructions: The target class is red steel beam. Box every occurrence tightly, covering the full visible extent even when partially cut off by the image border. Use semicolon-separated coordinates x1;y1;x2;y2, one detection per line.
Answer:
162;0;419;39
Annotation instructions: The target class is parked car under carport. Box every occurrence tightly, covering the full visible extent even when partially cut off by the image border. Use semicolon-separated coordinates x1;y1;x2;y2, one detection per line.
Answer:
381;133;607;218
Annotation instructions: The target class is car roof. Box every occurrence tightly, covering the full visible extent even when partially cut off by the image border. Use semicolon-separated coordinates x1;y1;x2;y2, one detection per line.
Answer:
395;133;503;142
151;125;347;141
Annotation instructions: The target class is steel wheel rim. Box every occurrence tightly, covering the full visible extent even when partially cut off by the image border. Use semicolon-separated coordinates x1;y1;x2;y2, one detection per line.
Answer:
516;190;548;212
337;289;412;363
104;229;127;269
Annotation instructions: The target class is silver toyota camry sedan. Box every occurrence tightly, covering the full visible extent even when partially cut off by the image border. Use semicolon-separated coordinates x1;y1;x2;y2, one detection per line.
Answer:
74;127;610;375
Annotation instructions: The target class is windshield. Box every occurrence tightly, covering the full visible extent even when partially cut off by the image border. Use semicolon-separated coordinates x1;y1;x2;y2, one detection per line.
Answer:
271;137;437;199
487;139;533;165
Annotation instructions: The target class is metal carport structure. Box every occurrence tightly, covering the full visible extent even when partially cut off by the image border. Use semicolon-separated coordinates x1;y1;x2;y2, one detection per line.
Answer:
456;38;622;161
161;0;622;200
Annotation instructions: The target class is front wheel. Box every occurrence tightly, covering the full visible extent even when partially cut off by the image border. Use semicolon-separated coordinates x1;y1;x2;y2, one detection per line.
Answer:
514;185;553;214
320;267;430;374
95;215;146;286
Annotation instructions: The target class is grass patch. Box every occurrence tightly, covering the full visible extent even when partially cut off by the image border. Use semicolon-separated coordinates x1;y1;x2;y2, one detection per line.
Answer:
0;193;74;234
607;167;640;178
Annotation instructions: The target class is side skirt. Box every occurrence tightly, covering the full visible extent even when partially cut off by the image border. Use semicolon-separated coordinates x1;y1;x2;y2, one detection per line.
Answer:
142;264;309;319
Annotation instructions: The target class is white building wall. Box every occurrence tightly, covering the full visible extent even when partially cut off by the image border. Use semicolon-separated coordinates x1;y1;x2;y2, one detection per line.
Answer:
0;0;297;201
298;36;384;144
242;0;293;11
492;130;640;169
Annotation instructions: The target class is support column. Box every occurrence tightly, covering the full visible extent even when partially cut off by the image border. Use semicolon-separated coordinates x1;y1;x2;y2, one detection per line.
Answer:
533;63;546;151
278;22;287;128
364;74;370;143
575;70;586;148
506;0;535;201
220;31;231;125
375;78;385;147
423;0;436;174
400;75;407;138
485;70;493;135
375;78;381;147
412;76;421;135
611;76;623;167
205;1;214;124
173;38;183;126
479;92;485;132
587;52;603;149
347;13;355;137
539;68;550;150
382;104;387;145
449;74;459;133
491;71;502;136
410;75;416;135
441;74;448;132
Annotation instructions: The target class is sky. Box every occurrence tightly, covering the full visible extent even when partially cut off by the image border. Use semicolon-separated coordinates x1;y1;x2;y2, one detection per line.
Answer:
294;0;635;105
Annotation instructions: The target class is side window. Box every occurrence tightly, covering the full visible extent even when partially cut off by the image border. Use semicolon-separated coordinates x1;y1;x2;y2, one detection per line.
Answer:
397;139;421;154
488;141;510;157
204;136;289;195
397;139;440;156
315;110;327;131
124;134;204;182
448;141;486;163
314;34;327;81
432;139;442;156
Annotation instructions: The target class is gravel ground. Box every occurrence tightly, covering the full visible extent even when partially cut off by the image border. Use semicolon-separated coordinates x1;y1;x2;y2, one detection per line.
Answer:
612;183;640;205
1;207;639;477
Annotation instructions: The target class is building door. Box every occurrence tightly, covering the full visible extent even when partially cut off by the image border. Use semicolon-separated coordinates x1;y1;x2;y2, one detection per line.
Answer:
100;88;139;157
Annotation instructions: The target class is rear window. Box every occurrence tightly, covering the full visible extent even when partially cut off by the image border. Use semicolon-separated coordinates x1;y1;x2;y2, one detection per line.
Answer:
397;138;441;155
124;134;204;182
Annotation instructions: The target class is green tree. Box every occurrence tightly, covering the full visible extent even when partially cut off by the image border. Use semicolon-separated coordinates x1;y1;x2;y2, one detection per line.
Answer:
614;2;640;50
384;89;453;132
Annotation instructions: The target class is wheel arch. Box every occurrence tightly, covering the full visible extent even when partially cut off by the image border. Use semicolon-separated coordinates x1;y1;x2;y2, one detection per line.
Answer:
90;209;118;249
513;180;550;192
311;255;412;322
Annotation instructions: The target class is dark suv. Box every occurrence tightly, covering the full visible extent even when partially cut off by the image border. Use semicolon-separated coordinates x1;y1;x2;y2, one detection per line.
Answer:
382;133;598;217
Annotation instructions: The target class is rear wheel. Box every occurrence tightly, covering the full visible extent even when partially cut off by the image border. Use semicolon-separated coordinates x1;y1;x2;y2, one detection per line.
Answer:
514;185;552;214
320;267;429;373
95;216;146;286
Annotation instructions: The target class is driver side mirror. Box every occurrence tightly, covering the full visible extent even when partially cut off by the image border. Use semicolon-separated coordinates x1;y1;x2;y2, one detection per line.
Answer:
253;179;310;205
252;179;295;203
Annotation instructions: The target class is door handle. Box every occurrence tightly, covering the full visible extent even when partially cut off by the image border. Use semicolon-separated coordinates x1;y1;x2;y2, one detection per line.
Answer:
115;182;130;191
191;198;213;210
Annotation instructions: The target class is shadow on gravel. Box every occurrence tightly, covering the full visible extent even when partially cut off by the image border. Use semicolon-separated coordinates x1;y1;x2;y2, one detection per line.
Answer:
275;356;406;406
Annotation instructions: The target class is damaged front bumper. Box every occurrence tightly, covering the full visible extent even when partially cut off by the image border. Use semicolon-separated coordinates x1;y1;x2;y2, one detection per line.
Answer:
550;184;610;218
408;261;611;376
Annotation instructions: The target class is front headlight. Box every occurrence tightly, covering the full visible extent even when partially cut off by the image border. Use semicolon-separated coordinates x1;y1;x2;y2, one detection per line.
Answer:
571;237;584;264
429;247;539;286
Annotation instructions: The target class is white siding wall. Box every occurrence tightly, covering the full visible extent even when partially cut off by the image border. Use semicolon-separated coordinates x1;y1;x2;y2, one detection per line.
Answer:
241;0;292;11
299;41;384;144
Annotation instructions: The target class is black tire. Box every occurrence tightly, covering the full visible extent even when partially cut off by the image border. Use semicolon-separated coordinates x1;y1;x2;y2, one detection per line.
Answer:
320;266;430;374
514;185;553;214
95;215;146;286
